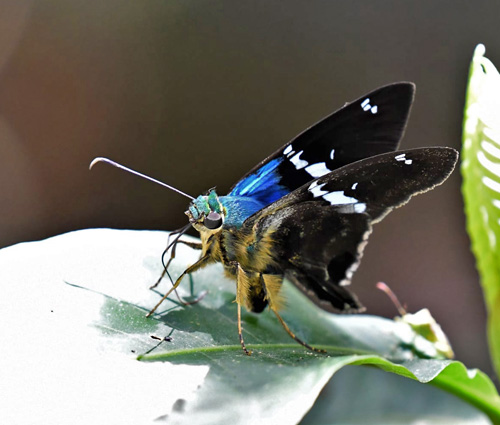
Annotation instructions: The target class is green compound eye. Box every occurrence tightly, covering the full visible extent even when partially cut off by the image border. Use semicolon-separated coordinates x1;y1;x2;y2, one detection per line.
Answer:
204;211;223;229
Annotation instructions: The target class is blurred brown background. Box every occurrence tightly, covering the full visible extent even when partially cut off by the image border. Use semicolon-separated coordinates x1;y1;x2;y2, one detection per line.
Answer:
0;1;498;379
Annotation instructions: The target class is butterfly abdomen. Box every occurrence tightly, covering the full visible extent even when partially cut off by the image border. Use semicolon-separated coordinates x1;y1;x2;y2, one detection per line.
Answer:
218;221;290;313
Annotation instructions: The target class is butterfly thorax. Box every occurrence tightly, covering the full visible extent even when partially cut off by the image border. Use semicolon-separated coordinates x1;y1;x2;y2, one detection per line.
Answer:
186;189;280;276
218;196;266;227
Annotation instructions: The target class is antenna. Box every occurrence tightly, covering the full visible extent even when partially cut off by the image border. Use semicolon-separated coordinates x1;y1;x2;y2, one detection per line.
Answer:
376;282;407;316
89;157;195;200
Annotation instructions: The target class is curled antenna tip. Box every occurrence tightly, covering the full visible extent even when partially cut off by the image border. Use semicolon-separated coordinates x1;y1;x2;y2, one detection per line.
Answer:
89;157;110;170
87;156;195;200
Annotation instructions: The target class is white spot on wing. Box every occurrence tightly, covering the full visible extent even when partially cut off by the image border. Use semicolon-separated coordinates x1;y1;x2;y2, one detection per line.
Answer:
361;98;377;113
309;183;366;214
283;145;293;155
330;149;335;160
323;191;358;205
289;150;308;170
308;180;328;197
305;162;331;178
355;203;366;213
351;182;358;190
395;153;413;165
335;203;367;214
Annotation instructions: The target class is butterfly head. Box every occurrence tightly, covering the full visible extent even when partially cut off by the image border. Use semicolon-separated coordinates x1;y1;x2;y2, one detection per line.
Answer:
186;188;225;233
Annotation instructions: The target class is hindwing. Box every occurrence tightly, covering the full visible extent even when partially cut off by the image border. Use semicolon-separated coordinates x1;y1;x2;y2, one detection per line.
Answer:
239;147;458;313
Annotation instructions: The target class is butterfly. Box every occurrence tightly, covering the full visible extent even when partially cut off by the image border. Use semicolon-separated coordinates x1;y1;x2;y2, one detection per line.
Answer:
90;82;458;355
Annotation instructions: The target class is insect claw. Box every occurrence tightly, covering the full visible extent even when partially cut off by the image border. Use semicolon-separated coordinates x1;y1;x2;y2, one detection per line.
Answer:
239;334;252;356
149;277;163;290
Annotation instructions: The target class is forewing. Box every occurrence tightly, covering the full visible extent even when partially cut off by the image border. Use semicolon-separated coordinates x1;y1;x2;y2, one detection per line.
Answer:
228;82;415;206
242;147;458;313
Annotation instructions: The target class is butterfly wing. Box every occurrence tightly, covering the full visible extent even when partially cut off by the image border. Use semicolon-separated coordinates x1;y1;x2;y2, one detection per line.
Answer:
228;82;415;206
239;147;458;313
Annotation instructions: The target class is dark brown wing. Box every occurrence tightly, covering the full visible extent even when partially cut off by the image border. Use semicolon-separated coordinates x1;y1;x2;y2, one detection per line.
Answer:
240;147;458;313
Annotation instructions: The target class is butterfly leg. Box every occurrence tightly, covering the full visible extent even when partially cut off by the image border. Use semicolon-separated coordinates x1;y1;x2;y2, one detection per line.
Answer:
236;265;252;355
150;239;203;290
237;298;251;356
260;274;326;354
168;241;207;306
146;254;211;317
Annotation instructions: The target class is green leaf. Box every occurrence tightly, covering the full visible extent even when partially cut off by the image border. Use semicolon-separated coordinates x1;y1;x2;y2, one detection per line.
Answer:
462;44;500;379
303;366;493;425
1;229;498;424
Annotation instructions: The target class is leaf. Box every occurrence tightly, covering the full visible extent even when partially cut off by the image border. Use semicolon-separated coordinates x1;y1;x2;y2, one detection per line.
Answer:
302;366;493;425
0;229;498;424
462;44;500;380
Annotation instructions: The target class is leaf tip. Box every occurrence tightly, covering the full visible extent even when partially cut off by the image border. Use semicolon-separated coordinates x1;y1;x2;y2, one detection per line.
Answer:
474;43;486;59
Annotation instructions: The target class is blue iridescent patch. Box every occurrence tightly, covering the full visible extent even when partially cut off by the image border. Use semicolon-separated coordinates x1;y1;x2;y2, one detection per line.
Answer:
219;196;266;228
229;158;289;206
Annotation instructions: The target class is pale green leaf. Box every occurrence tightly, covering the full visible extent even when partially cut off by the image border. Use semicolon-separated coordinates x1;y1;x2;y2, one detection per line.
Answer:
0;229;498;424
462;44;500;379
